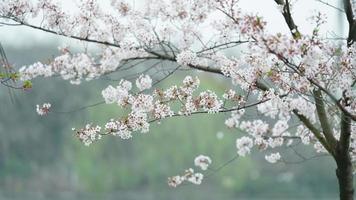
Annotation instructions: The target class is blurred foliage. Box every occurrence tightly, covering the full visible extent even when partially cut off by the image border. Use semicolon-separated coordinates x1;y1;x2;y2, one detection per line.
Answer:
0;44;340;200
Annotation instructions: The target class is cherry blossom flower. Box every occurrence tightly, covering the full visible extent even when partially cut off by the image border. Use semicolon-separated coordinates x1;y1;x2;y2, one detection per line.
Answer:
187;172;204;185
101;80;132;106
194;155;212;171
36;103;51;116
198;90;223;113
136;74;152;91
265;152;281;163
176;50;197;66
168;168;205;187
168;175;184;187
236;136;254;157
74;124;102;146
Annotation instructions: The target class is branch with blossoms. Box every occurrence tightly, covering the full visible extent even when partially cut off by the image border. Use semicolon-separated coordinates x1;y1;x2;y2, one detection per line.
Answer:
1;0;356;198
3;0;354;158
7;0;353;159
71;75;247;145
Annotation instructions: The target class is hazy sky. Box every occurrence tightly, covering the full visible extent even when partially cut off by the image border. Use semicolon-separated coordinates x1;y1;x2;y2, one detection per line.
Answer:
1;0;347;48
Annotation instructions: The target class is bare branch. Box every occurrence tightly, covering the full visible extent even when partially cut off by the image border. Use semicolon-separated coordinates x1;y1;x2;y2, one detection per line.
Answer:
315;0;345;13
344;0;355;24
274;0;301;39
343;0;356;45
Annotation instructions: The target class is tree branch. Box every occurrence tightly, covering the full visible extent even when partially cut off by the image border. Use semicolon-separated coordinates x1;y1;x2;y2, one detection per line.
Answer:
274;0;301;39
315;0;345;13
339;112;351;155
343;0;356;46
15;19;123;48
313;89;337;151
255;81;333;155
145;50;224;75
343;0;355;24
292;110;333;155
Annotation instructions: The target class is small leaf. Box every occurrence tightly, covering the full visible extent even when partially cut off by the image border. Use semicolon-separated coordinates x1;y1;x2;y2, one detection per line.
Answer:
9;73;20;80
22;80;32;90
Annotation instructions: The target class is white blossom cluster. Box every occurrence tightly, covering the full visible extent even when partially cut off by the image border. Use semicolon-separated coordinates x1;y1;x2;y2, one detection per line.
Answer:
168;168;204;187
176;50;198;66
104;119;132;139
194;155;212;171
20;62;53;81
136;74;152;91
265;152;281;163
236;136;254;157
73;124;102;146
101;79;132;106
153;101;174;120
168;155;212;187
225;109;245;128
74;75;227;144
19;48;148;84
198;90;223;113
36;103;51;116
225;88;325;158
2;1;355;108
222;89;240;101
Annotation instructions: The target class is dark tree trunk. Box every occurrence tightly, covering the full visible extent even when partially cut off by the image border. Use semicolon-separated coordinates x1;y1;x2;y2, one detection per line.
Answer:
335;110;354;200
336;143;354;199
336;154;354;200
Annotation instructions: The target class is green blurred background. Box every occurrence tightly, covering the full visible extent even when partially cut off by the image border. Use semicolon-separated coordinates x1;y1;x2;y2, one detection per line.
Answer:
0;42;341;200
